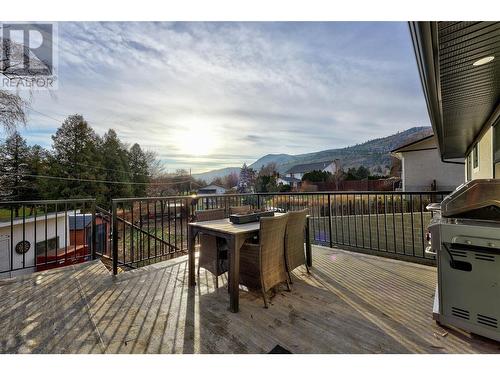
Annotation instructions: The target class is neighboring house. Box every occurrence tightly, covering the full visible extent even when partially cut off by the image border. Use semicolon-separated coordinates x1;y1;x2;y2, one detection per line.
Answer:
0;211;108;278
277;176;301;188
282;160;338;188
0;212;70;278
410;22;499;183
197;184;227;195
391;134;464;191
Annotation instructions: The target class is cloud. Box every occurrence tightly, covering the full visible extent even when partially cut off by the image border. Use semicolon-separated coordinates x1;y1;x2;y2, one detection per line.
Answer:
19;22;429;173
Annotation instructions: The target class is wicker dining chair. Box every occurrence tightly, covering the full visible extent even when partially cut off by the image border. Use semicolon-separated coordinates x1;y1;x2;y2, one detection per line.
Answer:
239;213;290;308
196;208;227;288
229;205;252;215
284;209;310;283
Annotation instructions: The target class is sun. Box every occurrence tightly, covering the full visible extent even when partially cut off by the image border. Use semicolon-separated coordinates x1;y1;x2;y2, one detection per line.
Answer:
172;121;220;156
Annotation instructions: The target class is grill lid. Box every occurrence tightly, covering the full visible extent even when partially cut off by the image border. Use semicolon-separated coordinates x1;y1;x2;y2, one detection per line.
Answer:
441;179;500;220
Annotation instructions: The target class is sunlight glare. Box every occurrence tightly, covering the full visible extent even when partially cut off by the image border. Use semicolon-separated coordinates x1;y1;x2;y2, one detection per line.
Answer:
172;121;221;156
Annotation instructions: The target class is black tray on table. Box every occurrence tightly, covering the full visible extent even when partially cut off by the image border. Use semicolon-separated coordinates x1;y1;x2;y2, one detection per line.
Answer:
229;210;275;224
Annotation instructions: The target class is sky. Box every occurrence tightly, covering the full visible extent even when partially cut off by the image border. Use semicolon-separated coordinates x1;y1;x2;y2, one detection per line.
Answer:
16;22;429;173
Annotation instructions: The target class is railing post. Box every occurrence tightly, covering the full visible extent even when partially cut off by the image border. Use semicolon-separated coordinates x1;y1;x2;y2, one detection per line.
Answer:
327;194;333;248
112;200;118;275
306;216;312;268
91;200;97;260
188;196;196;222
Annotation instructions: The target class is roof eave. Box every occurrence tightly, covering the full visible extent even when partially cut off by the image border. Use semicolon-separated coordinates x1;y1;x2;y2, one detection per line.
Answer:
390;134;435;154
408;22;445;157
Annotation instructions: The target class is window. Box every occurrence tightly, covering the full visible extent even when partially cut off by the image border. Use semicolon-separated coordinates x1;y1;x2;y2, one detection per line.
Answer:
473;144;479;169
466;153;472;181
35;237;59;257
494;124;500;178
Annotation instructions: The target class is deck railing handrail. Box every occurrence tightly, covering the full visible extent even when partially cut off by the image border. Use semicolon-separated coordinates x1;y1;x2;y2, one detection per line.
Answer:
0;198;97;205
116;215;179;251
109;190;452;274
0;192;452;278
110;190;452;202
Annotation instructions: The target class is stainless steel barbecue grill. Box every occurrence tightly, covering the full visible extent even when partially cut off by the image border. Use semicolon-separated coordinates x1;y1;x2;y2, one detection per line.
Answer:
427;179;500;341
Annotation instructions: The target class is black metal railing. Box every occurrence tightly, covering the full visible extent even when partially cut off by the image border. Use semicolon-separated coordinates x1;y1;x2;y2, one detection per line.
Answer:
253;191;449;264
0;191;450;278
110;191;450;274
111;196;194;274
193;191;449;264
0;198;98;277
95;205;113;259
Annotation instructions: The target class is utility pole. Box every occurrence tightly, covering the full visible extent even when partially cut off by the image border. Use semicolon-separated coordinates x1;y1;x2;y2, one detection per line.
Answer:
189;168;192;194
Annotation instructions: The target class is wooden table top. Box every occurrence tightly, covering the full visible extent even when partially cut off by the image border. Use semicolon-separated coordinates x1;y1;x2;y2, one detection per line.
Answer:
189;212;285;235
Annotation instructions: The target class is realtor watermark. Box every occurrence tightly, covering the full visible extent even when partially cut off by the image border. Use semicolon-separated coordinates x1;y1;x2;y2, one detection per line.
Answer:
1;22;58;90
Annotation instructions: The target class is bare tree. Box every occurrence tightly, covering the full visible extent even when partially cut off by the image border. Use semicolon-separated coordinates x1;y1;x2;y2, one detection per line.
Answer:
1;37;29;133
0;90;27;133
225;171;239;188
145;150;164;178
0;29;52;133
258;162;278;177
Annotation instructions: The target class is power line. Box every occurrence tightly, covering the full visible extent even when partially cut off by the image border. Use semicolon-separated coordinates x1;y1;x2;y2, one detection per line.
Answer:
27;107;64;123
23;107;205;184
3;172;200;186
59;160;154;179
25;107;167;179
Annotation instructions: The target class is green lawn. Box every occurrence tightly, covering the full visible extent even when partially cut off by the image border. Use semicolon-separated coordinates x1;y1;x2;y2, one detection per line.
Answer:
0;208;13;220
0;207;49;221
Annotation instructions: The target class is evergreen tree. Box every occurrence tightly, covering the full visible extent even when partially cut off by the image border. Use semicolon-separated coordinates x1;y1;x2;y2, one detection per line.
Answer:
0;116;160;206
0;132;31;202
99;129;132;203
302;170;332;182
50;114;103;199
25;145;50;201
128;143;149;197
237;163;256;193
344;165;371;180
356;165;370;180
255;164;279;193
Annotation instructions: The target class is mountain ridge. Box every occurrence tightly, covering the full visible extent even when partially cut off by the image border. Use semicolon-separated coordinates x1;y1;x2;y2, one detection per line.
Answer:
193;126;432;182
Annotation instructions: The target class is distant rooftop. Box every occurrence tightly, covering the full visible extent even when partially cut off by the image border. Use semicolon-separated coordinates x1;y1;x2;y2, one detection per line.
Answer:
390;134;435;154
197;185;226;194
286;161;334;174
278;176;301;183
0;211;77;228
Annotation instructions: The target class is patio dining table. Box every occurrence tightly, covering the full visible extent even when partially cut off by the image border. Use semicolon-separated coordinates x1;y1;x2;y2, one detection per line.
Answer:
188;213;312;312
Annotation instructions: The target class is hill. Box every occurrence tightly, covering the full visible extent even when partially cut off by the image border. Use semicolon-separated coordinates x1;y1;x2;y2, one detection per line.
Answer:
273;126;433;174
192;167;240;184
195;126;432;182
249;153;297;170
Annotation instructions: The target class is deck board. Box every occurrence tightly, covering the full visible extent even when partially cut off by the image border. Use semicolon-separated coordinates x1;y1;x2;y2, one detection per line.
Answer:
1;246;499;353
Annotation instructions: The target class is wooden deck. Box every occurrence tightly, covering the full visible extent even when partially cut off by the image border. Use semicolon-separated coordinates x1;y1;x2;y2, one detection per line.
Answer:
1;245;499;353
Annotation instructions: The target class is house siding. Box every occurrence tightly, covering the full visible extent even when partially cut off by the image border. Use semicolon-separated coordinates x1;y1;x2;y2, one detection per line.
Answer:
466;127;494;180
0;215;70;278
285;161;337;183
401;148;463;191
197;185;226;195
